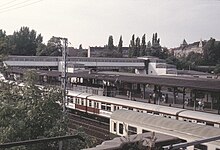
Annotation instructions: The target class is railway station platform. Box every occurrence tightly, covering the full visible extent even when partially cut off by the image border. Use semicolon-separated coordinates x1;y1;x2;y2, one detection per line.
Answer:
115;95;219;114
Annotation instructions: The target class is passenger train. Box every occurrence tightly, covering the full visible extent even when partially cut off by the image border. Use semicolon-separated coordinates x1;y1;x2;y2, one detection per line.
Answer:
110;109;220;150
66;90;220;128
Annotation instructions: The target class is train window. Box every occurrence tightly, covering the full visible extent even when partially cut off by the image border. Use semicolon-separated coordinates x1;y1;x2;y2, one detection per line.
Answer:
154;112;159;115
107;106;111;111
119;123;123;134
96;103;99;109
128;107;133;110
89;100;92;107
194;144;207;150
206;122;214;127
81;100;84;106
101;103;111;111
101;103;106;110
113;122;116;132
114;106;117;111
128;126;137;135
76;98;80;104
142;129;150;133
94;102;99;108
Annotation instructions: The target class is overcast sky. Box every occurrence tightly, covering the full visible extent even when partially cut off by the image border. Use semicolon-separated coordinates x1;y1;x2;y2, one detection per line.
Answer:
0;0;220;48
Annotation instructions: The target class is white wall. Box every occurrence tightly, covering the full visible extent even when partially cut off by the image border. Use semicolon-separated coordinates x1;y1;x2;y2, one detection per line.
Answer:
148;62;167;75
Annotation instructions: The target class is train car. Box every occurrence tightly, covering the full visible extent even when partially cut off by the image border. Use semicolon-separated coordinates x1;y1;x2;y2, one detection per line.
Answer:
66;90;220;128
110;109;220;150
66;90;185;118
178;110;220;128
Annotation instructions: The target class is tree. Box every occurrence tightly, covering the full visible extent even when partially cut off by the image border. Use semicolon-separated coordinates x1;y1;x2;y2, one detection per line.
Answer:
118;36;123;56
129;34;135;58
9;27;43;56
37;36;62;56
141;34;146;56
0;30;8;55
134;37;140;57
0;70;96;149
79;44;83;50
146;41;151;55
36;43;47;56
0;70;66;149
107;35;114;50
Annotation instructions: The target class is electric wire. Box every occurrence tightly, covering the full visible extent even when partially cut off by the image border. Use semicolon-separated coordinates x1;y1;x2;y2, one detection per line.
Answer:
0;0;43;14
0;0;18;8
0;0;35;11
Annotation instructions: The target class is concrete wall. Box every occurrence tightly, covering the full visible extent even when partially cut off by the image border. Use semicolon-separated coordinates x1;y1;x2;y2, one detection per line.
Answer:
148;62;167;75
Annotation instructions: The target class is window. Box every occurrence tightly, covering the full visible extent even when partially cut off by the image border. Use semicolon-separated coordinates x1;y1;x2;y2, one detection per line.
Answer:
119;123;123;134
76;98;80;104
96;103;99;109
128;126;137;135
81;100;84;106
113;122;116;132
89;100;92;107
194;144;207;150
206;122;214;127
128;107;133;110
101;103;111;111
94;102;99;108
70;97;73;103
142;129;150;133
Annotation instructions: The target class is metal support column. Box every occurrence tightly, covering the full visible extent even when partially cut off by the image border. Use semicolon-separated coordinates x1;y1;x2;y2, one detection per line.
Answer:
182;88;186;109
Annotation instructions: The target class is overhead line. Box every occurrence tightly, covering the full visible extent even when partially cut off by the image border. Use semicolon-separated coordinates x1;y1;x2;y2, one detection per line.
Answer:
0;0;34;11
0;0;18;8
0;0;43;14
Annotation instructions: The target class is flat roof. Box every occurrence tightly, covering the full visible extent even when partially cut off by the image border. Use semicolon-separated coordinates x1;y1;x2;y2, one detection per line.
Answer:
111;110;220;146
6;68;220;92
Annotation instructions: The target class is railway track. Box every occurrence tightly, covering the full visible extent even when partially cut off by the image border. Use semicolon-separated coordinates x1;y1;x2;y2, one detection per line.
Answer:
67;112;110;141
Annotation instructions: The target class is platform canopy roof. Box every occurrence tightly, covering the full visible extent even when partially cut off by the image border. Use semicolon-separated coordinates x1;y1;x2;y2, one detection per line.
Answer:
6;68;220;92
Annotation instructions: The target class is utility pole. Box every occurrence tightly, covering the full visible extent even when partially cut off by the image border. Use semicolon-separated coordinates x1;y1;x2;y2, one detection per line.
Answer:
61;37;68;113
53;37;68;150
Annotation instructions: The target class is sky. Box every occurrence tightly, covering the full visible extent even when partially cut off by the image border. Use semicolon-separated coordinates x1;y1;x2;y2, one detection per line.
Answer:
0;0;220;48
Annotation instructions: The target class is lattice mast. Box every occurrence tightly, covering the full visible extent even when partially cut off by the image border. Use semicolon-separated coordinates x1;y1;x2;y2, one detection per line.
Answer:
61;38;68;113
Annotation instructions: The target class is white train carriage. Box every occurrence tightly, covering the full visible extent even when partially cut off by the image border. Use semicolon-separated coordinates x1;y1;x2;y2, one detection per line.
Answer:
110;109;220;150
66;90;185;118
178;110;220;128
66;90;220;128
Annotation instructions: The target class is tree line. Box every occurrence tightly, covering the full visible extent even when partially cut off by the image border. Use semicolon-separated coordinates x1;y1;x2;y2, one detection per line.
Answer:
1;26;220;73
0;27;63;56
0;27;167;58
106;33;169;59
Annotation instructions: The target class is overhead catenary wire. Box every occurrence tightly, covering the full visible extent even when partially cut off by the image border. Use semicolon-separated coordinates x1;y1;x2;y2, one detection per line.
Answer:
0;0;44;14
0;0;18;8
0;0;34;10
